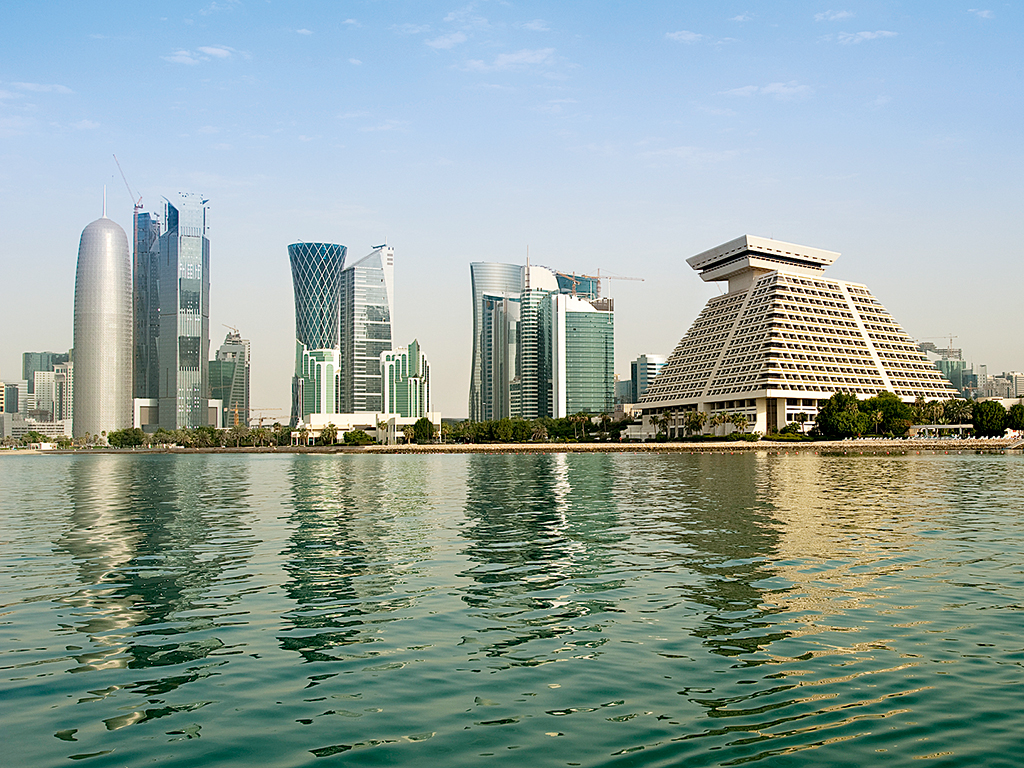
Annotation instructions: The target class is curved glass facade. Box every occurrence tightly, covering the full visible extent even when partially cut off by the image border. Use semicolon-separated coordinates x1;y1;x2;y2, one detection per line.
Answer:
289;243;346;351
72;217;133;437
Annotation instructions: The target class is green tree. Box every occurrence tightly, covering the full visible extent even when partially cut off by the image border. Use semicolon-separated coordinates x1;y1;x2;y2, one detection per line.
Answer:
730;412;749;434
943;398;973;425
228;423;252;447
683;410;707;436
319;422;338;446
973;400;1007;437
21;430;49;445
108;427;146;448
413;417;435;443
1007;403;1024;431
812;392;871;439
860;391;915;436
344;429;375;445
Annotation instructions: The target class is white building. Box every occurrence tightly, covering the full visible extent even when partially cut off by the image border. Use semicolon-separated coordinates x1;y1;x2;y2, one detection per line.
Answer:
640;235;958;436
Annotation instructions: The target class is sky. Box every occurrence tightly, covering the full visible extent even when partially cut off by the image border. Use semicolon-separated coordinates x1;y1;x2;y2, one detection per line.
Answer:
2;1;1022;418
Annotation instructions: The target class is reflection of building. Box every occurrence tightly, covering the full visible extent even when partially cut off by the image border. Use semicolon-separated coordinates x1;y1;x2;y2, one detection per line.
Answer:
470;262;615;421
157;193;211;430
209;329;250;428
340;245;394;413
289;242;346;425
73;215;133;438
641;236;959;434
381;339;430;418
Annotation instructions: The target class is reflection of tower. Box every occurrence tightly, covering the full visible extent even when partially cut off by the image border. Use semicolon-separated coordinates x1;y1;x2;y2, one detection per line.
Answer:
289;243;346;424
157;193;211;430
72;215;133;438
340;245;394;413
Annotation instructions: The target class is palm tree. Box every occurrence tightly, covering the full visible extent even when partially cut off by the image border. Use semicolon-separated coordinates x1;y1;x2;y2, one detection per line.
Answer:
873;409;884;435
730;412;749;434
709;412;728;436
684;410;707;436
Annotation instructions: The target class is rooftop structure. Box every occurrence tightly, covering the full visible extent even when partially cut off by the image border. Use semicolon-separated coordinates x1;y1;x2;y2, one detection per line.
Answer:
641;235;959;436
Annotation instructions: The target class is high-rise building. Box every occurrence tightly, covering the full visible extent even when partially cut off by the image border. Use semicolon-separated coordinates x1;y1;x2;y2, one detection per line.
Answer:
30;370;56;421
133;210;162;400
53;361;73;422
470;262;615;420
552;295;614;417
156;193;210;430
209;329;250;428
22;352;69;394
381;339;431;418
72;214;133;438
339;245;394;413
630;354;666;404
289;242;346;424
640;235;959;434
469;262;524;421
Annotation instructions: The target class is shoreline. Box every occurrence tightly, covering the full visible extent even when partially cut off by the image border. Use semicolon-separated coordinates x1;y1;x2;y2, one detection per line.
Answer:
4;437;1020;456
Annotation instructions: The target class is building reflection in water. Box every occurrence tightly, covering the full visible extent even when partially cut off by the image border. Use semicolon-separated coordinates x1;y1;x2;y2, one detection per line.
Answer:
458;452;623;665
58;454;256;728
279;454;461;664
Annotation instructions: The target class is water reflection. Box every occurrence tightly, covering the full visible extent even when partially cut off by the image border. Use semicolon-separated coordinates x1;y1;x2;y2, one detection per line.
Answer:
458;453;623;666
56;454;257;728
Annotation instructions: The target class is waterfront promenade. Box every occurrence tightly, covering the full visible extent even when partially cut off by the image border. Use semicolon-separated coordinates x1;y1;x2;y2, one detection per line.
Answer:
7;437;1019;456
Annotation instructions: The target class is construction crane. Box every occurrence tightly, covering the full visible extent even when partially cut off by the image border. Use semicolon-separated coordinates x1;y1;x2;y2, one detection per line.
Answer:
113;154;143;212
549;269;644;298
919;335;961;360
247;407;283;428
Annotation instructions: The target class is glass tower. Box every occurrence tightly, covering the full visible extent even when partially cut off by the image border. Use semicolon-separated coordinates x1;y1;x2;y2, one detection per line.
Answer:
289;242;346;424
133;210;162;399
72;216;133;438
381;339;430;418
552;294;615;417
209;329;250;428
157;193;210;430
340;245;394;413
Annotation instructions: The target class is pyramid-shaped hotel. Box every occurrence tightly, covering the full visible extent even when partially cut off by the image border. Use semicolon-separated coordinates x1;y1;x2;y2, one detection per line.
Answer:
639;236;957;435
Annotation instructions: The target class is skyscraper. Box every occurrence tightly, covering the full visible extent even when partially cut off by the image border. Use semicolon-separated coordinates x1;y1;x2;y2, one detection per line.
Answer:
72;215;133;438
209;329;250;428
22;351;69;394
470;262;614;420
156;193;210;430
552;295;615;417
339;245;394;413
289;242;346;424
381;339;431;418
133;210;162;400
469;262;524;421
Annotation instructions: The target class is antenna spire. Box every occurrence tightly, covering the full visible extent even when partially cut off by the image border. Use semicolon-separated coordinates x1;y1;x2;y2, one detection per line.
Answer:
102;185;107;217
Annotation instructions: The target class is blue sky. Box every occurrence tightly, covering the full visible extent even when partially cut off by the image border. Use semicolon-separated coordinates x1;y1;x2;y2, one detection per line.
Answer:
2;1;1021;417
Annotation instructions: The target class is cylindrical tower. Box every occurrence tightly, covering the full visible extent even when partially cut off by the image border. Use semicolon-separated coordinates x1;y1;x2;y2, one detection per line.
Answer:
73;217;133;438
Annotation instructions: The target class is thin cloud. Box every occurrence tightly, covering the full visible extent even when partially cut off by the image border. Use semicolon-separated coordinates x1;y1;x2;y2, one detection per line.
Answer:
338;110;371;119
349;58;362;65
343;19;361;27
0;89;23;100
393;23;430;34
426;31;467;49
444;7;490;30
968;9;994;18
815;10;853;21
360;119;408;132
640;145;740;164
464;48;556;72
836;30;897;44
519;19;550;31
721;81;812;100
13;82;73;94
729;14;753;22
163;50;204;65
199;0;239;15
198;45;233;58
72;119;100;130
296;28;313;35
666;30;704;43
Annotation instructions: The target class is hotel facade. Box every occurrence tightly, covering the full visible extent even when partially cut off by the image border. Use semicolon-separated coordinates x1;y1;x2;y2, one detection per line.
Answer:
639;236;958;436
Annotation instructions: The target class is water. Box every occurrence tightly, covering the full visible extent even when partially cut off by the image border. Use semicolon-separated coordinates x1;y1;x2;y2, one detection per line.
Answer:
1;451;1022;767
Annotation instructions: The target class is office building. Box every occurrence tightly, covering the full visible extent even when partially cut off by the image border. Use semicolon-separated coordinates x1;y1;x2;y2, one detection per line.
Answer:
22;352;69;394
340;245;395;413
209;329;250;428
552;295;615;417
72;214;133;438
149;193;211;430
289;242;346;424
133;210;162;400
53;361;73;422
381;339;431;418
30;370;56;421
2;381;26;414
629;354;666;404
640;235;959;435
470;262;615;420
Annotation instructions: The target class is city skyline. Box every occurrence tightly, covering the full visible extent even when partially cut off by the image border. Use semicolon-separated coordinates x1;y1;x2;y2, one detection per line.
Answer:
2;2;1022;418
